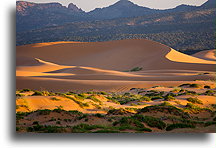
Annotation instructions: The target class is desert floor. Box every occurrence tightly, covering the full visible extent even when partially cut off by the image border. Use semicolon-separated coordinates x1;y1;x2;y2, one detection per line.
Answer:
16;39;216;133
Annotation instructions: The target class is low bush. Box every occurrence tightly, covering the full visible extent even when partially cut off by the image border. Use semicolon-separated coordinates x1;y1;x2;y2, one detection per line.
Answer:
204;121;216;127
204;90;216;96
130;67;142;72
16;93;24;97
190;84;201;88
164;95;176;101
133;114;166;130
50;97;61;101
166;123;195;131
72;124;103;133
32;91;43;96
187;97;203;105
140;96;151;102
20;89;31;93
38;109;51;115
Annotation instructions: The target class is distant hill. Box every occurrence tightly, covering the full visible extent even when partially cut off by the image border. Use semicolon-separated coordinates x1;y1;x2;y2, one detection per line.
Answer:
88;0;159;20
16;0;216;53
16;1;87;32
201;0;216;8
16;0;201;32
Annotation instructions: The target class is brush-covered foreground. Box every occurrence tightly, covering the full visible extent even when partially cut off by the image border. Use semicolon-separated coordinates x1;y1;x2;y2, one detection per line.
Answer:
16;84;216;133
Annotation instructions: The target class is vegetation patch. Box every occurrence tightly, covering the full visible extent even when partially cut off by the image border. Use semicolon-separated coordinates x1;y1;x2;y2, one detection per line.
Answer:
50;97;61;101
166;123;195;131
133;114;166;130
187;97;203;105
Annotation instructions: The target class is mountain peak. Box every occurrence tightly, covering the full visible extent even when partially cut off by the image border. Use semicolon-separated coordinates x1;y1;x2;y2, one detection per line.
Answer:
68;3;84;12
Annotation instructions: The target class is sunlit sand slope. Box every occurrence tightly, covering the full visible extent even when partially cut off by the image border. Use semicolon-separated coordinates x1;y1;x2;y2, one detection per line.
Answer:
16;39;215;92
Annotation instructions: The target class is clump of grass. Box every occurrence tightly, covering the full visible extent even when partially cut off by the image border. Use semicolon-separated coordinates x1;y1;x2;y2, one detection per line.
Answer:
133;114;166;130
56;105;64;110
131;103;137;106
32;121;39;125
187;97;203;105
97;91;108;95
61;94;89;108
164;95;176;101
185;103;204;113
166;123;195;131
50;97;61;101
32;91;44;96
171;87;181;93
159;101;173;106
94;113;104;118
204;121;216;127
190;84;201;88
179;83;201;88
211;104;216;109
72;124;104;133
204;90;216;96
20;89;31;93
130;67;142;72
38;109;51;115
113;116;152;132
140;96;152;102
151;96;163;100
16;93;25;97
32;90;55;96
87;95;102;104
174;101;181;105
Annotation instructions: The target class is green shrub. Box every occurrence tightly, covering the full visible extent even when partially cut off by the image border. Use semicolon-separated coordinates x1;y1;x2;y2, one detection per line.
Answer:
56;121;61;125
50;97;61;101
32;121;39;125
94;113;104;118
211;104;216;109
151;96;163;100
130;67;142;72
88;95;102;104
140;96;151;102
166;123;195;131
133;114;166;130
159;101;173;106
165;95;176;101
205;90;216;96
131;103;137;106
38;109;51;115
20;89;31;93
32;91;43;96
204;121;216;127
187;97;203;105
190;84;201;88
72;124;103;133
98;91;108;95
16;93;24;97
179;83;191;87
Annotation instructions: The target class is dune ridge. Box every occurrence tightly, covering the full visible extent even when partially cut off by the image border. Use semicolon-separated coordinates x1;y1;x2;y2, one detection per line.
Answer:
192;49;216;61
16;39;216;92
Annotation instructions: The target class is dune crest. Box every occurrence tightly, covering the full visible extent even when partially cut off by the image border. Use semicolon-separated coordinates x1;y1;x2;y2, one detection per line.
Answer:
33;41;84;47
192;49;216;61
166;48;216;64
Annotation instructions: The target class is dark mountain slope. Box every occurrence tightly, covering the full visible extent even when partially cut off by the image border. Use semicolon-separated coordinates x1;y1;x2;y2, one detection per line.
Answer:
16;1;87;32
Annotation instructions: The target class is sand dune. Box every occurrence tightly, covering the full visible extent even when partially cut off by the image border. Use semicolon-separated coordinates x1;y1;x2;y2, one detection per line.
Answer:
166;49;215;64
192;49;216;61
16;39;216;92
